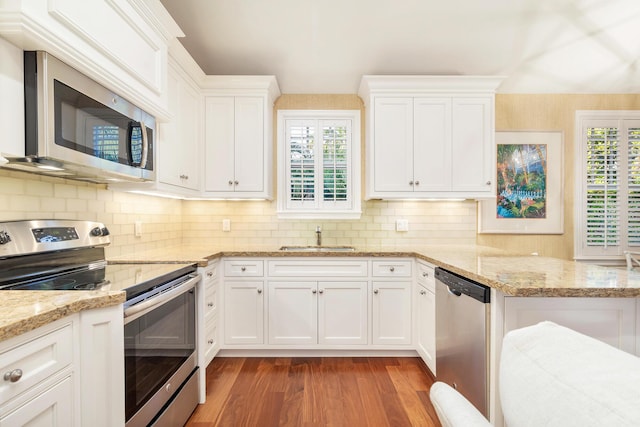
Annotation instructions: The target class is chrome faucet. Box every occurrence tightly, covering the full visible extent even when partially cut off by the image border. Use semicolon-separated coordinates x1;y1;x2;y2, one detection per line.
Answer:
315;226;322;246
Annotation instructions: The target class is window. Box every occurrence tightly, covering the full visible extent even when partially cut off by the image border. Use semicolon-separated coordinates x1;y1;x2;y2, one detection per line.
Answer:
277;110;361;218
575;111;640;261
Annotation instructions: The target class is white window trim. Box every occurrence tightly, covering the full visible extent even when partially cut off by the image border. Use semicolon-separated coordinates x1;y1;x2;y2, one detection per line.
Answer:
574;110;640;263
277;109;361;219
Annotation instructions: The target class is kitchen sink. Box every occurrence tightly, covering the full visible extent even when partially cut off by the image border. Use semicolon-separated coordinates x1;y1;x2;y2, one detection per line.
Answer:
279;246;356;252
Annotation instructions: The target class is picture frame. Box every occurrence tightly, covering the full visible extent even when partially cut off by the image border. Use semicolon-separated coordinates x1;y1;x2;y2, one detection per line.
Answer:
478;131;564;234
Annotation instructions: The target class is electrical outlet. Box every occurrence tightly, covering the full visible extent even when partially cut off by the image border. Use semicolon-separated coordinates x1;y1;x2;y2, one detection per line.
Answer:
396;219;409;232
134;220;143;237
222;219;231;232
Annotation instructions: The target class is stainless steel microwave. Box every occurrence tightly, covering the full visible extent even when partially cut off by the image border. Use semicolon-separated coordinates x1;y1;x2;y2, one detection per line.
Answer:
3;51;155;183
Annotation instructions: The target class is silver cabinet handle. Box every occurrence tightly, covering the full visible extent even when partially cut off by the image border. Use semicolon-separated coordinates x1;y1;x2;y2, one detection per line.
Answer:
241;266;246;272
207;272;213;277
257;288;262;294
318;289;324;294
312;289;317;294
486;180;491;185
234;180;239;185
420;290;426;295
208;339;214;345
207;302;214;307
228;180;234;185
422;272;429;277
414;181;420;186
409;180;414;186
4;369;22;383
389;267;395;272
374;289;379;294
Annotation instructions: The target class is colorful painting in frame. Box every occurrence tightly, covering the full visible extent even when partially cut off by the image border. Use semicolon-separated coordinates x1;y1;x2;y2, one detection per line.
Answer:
479;131;564;234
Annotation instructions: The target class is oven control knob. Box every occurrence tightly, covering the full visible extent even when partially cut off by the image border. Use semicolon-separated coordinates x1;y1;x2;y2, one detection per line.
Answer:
0;231;11;245
90;227;102;237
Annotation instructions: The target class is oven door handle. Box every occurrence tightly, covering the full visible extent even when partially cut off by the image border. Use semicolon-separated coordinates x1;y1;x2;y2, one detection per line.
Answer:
123;274;199;320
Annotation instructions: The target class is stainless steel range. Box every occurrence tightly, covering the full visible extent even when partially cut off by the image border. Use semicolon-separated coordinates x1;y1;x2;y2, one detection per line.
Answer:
0;219;200;427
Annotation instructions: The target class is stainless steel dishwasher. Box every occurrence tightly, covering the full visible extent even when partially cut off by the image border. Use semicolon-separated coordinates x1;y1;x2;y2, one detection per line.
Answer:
435;267;490;418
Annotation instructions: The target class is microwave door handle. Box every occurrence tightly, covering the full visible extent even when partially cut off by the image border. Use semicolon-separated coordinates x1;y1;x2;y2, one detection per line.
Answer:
139;121;149;169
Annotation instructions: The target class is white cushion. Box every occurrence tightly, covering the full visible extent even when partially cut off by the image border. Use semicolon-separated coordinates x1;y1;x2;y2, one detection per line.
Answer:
500;321;640;427
429;381;492;427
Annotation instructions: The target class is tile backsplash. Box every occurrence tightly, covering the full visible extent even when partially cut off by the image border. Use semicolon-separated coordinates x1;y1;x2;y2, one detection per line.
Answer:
0;170;477;257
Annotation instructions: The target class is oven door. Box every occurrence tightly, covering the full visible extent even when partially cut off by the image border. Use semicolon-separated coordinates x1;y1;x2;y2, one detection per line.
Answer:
123;273;199;427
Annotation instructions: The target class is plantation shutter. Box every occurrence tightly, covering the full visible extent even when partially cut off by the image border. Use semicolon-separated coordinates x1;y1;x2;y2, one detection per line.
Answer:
585;125;620;251
626;123;640;247
284;118;353;212
578;116;640;259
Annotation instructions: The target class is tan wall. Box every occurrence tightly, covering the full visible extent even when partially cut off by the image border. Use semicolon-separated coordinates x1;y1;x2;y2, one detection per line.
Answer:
479;94;640;260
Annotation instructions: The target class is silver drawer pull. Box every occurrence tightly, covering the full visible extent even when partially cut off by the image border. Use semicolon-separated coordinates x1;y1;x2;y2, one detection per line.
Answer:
207;272;213;277
241;266;246;272
374;289;379;294
207;302;214;307
208;339;214;345
420;290;426;295
389;267;395;272
422;272;429;277
257;288;262;294
4;369;22;383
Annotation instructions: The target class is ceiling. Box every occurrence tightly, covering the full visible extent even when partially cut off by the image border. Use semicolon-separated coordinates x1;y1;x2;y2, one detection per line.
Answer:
159;0;640;94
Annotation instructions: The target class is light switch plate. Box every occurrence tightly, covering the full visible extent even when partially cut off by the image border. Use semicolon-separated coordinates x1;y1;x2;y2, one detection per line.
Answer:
396;219;409;232
222;219;231;232
134;220;142;237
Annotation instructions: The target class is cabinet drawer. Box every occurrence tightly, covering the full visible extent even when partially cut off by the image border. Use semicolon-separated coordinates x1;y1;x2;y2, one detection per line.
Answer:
372;260;412;277
201;262;218;282
416;260;436;293
224;260;264;277
1;323;73;405
268;260;368;277
204;282;218;316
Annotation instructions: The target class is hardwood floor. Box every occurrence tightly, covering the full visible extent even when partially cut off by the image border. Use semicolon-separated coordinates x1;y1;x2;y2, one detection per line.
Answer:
186;357;442;427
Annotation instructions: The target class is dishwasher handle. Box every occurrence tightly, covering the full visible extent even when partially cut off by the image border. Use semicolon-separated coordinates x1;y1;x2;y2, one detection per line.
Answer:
435;267;490;303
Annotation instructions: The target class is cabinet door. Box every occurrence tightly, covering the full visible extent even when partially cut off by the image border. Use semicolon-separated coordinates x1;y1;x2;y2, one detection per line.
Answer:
224;281;264;344
234;97;265;193
318;281;368;345
372;281;412;345
158;64;200;190
1;375;74;426
451;97;493;193
204;97;236;192
372;97;414;193
268;281;317;345
413;98;451;192
416;284;436;374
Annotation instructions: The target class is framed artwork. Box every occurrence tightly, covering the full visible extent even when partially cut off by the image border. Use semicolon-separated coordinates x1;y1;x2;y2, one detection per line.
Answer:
479;131;564;234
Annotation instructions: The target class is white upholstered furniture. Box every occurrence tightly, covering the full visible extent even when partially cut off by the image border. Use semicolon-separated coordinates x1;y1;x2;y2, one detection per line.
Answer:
430;321;640;427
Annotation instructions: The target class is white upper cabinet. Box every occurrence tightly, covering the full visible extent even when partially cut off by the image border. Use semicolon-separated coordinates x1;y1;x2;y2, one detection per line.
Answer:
359;75;503;199
203;76;280;199
0;37;24;159
0;0;182;118
157;56;201;192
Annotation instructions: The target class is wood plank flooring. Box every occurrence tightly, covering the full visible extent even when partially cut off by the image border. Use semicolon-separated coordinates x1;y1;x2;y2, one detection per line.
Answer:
186;357;442;427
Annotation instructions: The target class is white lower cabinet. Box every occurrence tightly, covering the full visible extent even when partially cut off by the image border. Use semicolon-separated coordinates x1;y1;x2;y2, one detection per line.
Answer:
503;296;637;353
372;281;412;345
224;281;264;345
1;305;123;427
1;374;74;426
415;260;436;374
268;281;368;345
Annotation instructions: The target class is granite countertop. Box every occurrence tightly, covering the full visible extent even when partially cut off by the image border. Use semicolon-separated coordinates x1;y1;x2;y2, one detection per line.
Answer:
0;290;125;342
108;244;640;298
5;244;639;343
